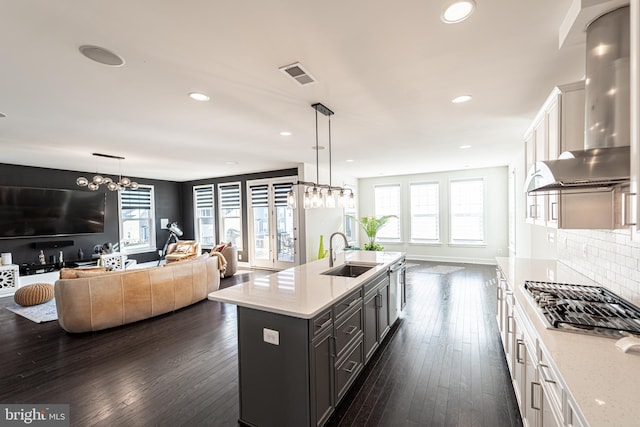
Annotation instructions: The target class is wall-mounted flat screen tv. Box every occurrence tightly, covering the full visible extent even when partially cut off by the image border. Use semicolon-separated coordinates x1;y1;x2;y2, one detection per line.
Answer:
0;186;106;238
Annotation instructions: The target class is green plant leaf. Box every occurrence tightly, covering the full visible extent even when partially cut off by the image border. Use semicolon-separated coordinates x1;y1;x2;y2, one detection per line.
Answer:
348;214;397;247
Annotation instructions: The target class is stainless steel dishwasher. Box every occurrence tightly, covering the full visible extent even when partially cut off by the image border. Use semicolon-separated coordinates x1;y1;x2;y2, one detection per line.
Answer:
389;258;406;324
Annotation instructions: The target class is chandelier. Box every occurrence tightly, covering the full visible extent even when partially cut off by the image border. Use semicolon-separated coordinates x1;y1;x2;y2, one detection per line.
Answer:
76;153;139;191
286;103;355;209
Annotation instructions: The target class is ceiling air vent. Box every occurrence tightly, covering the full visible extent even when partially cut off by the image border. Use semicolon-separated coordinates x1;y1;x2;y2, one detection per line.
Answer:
279;62;316;86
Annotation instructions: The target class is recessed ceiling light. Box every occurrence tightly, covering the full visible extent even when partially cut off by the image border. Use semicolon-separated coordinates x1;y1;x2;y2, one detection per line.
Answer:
189;92;210;102
460;145;471;149
79;45;125;67
280;131;292;136
452;95;472;103
346;159;354;163
441;0;476;24
311;146;326;150
0;112;6;118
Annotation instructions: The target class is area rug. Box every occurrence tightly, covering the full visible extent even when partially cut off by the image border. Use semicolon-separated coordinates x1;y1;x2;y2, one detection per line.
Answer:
422;265;466;275
6;299;58;323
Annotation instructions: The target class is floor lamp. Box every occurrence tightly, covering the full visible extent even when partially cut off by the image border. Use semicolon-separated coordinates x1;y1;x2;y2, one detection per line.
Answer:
157;222;183;265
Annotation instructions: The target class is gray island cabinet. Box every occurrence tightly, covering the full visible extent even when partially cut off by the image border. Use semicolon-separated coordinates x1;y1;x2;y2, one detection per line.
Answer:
209;251;405;427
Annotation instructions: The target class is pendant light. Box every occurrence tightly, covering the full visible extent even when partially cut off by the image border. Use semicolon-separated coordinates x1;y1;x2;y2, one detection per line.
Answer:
286;103;355;209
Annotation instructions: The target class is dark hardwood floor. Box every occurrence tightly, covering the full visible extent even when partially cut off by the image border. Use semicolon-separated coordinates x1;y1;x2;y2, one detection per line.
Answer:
0;263;521;427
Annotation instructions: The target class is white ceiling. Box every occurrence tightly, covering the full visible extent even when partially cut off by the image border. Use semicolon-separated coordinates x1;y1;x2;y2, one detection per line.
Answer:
0;0;587;182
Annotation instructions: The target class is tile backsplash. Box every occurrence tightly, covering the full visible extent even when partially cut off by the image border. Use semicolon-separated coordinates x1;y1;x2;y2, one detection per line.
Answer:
557;229;640;306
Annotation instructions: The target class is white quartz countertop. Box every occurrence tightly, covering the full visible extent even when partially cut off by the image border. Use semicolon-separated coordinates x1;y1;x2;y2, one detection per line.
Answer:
208;251;404;319
496;257;640;427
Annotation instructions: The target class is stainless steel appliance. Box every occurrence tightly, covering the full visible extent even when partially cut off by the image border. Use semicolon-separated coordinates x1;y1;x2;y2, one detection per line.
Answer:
524;280;640;339
525;6;631;194
388;258;406;324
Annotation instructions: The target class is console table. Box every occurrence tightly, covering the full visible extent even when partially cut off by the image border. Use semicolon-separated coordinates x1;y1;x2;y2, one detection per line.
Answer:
0;264;20;296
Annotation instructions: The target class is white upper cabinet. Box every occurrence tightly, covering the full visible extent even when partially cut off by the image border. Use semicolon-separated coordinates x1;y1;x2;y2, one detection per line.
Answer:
524;82;585;228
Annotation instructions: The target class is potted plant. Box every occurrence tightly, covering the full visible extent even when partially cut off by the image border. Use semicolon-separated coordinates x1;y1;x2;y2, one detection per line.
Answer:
350;215;397;251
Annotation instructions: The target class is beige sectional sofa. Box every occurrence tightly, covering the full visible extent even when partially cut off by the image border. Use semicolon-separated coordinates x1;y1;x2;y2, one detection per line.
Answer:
54;255;220;333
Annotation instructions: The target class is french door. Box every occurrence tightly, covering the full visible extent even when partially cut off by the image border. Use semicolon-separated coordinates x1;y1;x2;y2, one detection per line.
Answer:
247;177;299;270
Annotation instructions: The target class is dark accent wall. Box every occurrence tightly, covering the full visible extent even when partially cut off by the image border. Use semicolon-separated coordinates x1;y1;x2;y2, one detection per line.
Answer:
181;168;298;262
0;163;182;266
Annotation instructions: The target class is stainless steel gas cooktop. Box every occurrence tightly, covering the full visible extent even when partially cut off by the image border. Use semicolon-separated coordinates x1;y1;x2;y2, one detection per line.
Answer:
524;280;640;339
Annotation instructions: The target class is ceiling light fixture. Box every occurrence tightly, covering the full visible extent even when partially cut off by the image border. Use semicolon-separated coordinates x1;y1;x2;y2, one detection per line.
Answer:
280;131;292;136
189;92;210;101
452;94;472;103
441;0;476;24
460;145;472;149
76;153;138;191
286;103;355;210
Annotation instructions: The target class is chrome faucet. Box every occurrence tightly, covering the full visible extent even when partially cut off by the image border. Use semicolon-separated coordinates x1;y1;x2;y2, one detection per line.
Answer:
329;232;350;267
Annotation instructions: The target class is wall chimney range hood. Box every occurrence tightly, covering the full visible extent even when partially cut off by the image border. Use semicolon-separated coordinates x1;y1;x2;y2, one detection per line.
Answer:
526;6;630;194
525;145;630;192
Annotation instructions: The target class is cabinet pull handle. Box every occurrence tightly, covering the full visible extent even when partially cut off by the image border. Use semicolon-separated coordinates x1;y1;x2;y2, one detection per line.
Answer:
531;381;542;410
375;294;382;308
317;318;332;330
529;204;538;218
331;336;337;358
343;360;358;373
539;363;557;384
496;285;502;300
621;192;637;226
348;298;360;308
343;325;358;335
516;339;524;364
550;201;558;221
507;315;513;334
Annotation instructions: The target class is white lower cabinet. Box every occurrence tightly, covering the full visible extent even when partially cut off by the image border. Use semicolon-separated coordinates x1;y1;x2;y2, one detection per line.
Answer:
496;268;584;427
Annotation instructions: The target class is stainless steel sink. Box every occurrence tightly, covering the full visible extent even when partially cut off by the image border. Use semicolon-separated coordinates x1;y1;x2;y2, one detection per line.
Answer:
321;263;375;278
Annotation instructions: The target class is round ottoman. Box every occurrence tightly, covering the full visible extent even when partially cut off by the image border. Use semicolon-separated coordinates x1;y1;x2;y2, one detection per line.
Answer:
14;283;54;307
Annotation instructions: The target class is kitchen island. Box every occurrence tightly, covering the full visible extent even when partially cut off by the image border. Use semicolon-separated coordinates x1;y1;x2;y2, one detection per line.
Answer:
208;251;405;427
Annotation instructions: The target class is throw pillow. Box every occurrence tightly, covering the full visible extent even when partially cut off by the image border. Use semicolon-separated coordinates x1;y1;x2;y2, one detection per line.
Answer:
212;243;227;253
175;244;191;253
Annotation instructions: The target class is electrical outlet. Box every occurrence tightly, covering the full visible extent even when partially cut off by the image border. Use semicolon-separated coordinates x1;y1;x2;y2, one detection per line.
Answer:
263;328;279;346
547;232;555;244
238;253;242;261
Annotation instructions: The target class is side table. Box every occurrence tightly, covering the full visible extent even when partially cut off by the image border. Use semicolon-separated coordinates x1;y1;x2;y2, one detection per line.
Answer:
0;264;20;296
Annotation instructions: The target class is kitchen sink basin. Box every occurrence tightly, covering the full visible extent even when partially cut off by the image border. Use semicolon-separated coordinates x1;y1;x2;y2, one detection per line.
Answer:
321;263;375;278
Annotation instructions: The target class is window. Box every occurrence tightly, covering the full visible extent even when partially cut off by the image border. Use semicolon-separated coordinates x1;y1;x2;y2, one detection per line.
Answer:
218;182;242;250
410;182;439;242
343;186;357;246
374;184;401;240
194;185;215;248
449;178;485;244
119;185;155;253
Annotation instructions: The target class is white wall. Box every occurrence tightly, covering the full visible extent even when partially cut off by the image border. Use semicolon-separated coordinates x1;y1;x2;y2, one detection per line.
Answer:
358;166;509;264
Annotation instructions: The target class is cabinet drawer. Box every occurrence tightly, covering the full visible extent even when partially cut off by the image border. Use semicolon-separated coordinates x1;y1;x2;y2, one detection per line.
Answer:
335;306;363;358
364;269;387;295
334;289;362;320
538;346;563;418
311;309;333;337
335;339;364;403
